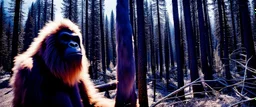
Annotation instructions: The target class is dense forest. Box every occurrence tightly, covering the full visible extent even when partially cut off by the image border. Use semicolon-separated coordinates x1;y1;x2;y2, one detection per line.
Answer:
0;0;256;106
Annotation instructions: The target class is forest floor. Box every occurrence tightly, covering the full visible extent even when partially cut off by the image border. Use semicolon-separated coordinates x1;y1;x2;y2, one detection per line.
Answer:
0;71;253;107
0;74;12;107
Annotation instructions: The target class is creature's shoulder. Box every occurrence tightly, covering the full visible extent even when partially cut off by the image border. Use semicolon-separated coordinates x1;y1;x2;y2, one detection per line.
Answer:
12;55;33;74
10;55;34;85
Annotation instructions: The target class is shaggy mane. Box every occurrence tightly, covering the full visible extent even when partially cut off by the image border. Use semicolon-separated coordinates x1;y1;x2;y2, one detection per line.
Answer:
11;19;89;86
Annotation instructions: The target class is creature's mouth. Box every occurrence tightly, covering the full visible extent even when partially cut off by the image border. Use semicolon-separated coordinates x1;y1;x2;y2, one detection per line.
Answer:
67;52;82;56
65;52;83;61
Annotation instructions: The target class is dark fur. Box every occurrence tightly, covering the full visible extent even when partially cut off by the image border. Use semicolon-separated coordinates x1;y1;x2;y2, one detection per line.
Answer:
10;19;114;107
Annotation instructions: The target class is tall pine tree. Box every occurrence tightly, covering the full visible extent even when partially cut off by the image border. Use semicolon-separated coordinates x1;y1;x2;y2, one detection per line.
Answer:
23;4;35;51
62;0;78;23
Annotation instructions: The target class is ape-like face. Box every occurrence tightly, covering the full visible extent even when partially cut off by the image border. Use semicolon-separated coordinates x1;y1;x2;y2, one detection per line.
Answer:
40;27;83;86
57;28;82;61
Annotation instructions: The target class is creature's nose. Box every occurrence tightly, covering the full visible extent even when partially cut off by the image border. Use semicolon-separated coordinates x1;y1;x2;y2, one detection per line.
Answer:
69;41;79;48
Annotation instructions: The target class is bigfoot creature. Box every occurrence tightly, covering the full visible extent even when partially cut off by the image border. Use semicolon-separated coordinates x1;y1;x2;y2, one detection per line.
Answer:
11;20;114;107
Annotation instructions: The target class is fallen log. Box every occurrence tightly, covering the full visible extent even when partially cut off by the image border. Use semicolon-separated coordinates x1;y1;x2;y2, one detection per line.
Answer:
96;81;117;92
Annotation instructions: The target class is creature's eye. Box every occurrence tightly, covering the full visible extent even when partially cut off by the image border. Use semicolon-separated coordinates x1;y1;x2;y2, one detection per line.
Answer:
73;36;80;43
61;34;70;41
